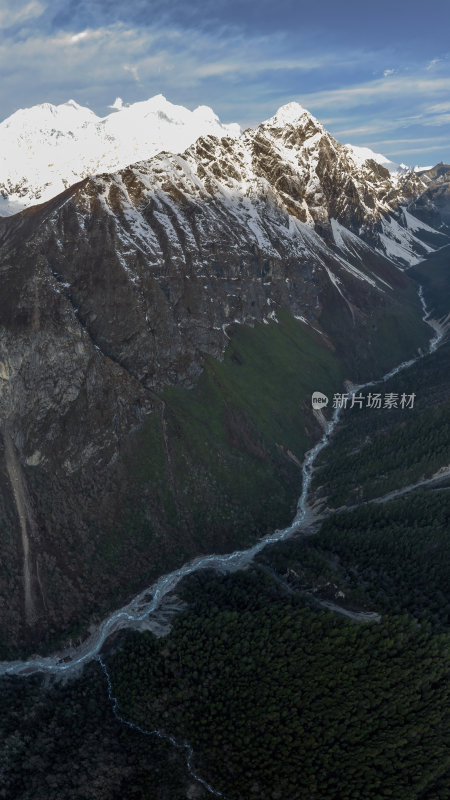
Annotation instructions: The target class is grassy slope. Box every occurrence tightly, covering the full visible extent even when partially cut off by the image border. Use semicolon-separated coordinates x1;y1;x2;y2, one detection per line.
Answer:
318;280;431;381
122;280;429;566
123;313;343;560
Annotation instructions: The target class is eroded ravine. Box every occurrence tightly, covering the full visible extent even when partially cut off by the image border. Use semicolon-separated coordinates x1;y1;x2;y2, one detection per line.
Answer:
3;429;37;625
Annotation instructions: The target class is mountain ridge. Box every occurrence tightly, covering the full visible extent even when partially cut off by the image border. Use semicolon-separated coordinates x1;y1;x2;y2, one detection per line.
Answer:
0;99;448;654
0;94;439;221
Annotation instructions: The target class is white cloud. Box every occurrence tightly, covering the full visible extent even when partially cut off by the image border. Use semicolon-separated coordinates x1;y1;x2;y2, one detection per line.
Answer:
123;63;141;83
299;75;450;113
422;113;450;126
427;101;450;113
366;135;449;147
0;18;364;108
70;30;90;44
426;58;441;71
0;0;45;29
385;142;450;155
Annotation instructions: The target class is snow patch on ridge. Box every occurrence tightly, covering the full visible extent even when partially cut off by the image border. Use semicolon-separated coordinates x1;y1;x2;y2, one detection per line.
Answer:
344;144;404;175
378;215;433;266
401;207;440;234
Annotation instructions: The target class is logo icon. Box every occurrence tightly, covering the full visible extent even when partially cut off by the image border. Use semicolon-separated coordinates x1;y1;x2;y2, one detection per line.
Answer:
312;391;329;408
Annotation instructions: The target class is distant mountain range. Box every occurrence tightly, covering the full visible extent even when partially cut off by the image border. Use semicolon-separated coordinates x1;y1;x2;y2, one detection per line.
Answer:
0;94;442;219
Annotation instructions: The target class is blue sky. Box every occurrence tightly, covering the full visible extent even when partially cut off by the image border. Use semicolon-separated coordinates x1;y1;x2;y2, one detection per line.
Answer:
0;0;449;165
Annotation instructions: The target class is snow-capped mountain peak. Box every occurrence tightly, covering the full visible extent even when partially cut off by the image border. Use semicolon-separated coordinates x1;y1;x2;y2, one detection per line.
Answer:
343;143;408;176
108;97;127;111
0;99;96;133
264;101;320;128
0;95;241;216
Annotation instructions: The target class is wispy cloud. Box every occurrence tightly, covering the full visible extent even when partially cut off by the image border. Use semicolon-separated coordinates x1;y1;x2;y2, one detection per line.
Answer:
384;142;450;156
70;30;92;44
300;74;450;111
422;113;450;126
0;0;45;29
368;136;449;146
0;20;368;114
123;63;141;83
0;4;449;166
426;57;442;71
427;101;450;113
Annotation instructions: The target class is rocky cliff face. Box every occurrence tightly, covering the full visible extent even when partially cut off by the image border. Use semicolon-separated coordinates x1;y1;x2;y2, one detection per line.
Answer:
410;163;450;228
0;103;447;654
